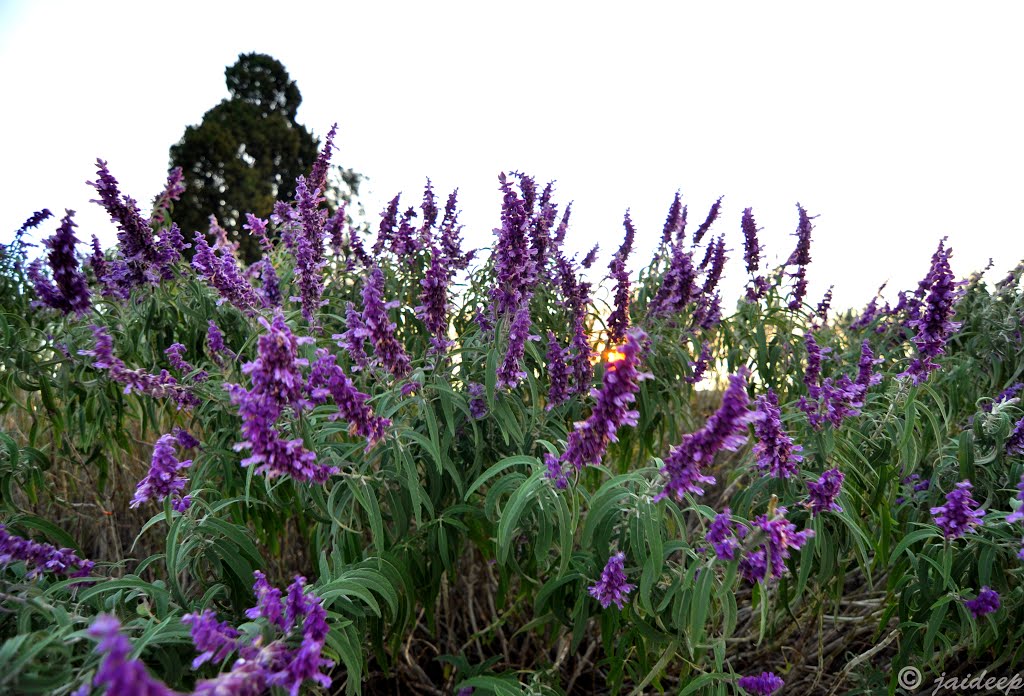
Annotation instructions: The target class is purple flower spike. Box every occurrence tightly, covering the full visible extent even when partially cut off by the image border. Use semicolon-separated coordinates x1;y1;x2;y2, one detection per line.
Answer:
496;299;539;390
683;344;711;386
606;211;635;344
361;266;411;379
131;433;192;510
225;314;338;484
80;325;198;409
165;343;207;381
806;468;844;516
738;672;784;695
308;349;391;449
900;239;962;384
88;159;163;297
86;615;179;696
415;245;453;360
28;209;91;315
206;320;236;365
931;480;985;539
964;586;1000;619
490;173;537;317
543;330;650;487
656;369;755;501
545;331;571;410
0;524;94;579
192;233;266;314
752;390;803;479
588;552;635;609
741;207;762;274
739;506;814;583
182;609;240;669
706;508;748;560
468;382;488;420
247;570;286;629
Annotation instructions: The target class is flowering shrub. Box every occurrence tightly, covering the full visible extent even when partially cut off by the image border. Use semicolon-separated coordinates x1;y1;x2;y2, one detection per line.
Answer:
0;137;1023;696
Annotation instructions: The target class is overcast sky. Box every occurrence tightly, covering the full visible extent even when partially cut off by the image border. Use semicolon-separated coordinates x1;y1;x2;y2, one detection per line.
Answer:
2;1;1022;311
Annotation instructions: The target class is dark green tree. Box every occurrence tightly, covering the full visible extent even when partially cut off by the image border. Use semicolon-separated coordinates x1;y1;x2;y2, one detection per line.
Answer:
170;53;353;264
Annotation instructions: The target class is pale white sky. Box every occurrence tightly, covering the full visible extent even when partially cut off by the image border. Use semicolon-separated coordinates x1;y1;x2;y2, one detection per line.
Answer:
2;1;1022;311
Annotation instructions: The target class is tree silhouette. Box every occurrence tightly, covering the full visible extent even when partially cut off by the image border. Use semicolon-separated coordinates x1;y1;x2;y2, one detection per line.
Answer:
170;53;350;264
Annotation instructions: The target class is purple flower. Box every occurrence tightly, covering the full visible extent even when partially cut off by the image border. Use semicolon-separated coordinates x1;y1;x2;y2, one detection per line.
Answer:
738;672;784;695
964;586;1000;619
334;302;371;371
182;609;240;668
741;207;762;274
799;335;874;430
686;342;712;385
308;123;337;196
86;615;179;696
307;349;391;449
290;176;328;326
806;468;844;516
544;330;650;487
28;209;91;315
649;238;697;316
787;205;814;267
439;188;472;271
0;524;93;579
87;234;110;292
706;508;747;560
700;235;727;298
326;204;347;259
246;570;286;629
244;213;274;256
581;244;599;268
739;506;814;583
491;173;537;316
372;195;401;255
415;245;453;360
786;204;815;309
496;299;539;390
588;552;635;609
361;267;411;379
692;196;723;245
985;383;1023;412
606;211;635;344
149;167;185;229
192;233;266;314
752;390;803;479
419;178;439;243
545;331;571;410
16;208;53;234
816;286;834;322
931;480;985;539
165;343;207;381
468;382;488;420
900;239;962;384
206;320;236;365
80;326;198;409
656;370;755;501
660;192;683;246
174;427;200;450
226;314;337;484
131;434;193;510
187;572;333;696
554;253;594;395
88;159;163;296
